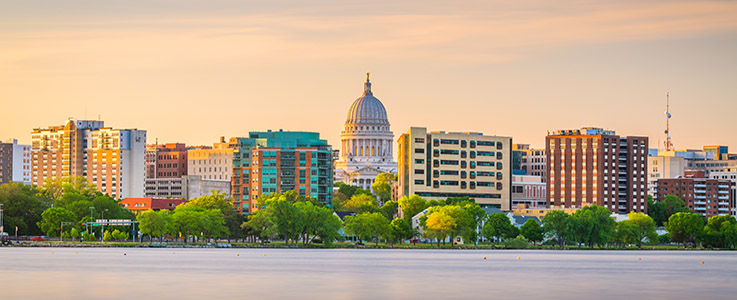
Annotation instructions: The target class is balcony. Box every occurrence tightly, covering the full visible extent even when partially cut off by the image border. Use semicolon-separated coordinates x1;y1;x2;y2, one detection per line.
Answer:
718;196;729;200
718;202;729;205
694;184;706;188
694;207;706;211
719;207;729;211
695;190;706;194
694;195;706;200
718;190;729;194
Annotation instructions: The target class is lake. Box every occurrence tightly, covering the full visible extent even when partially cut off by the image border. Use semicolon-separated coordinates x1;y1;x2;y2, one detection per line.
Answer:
0;248;735;299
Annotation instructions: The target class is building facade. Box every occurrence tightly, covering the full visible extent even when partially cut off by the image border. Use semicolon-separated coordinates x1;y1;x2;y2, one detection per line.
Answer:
397;127;512;210
514;144;546;179
709;168;737;217
647;155;687;196
512;175;546;208
546;127;648;214
144;175;231;199
188;138;234;181
231;131;334;214
0;139;31;185
334;74;397;190
119;197;186;214
145;143;188;179
31;120;146;199
655;171;733;218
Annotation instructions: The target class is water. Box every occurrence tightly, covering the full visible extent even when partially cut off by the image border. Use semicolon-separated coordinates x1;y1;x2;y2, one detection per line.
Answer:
1;248;735;299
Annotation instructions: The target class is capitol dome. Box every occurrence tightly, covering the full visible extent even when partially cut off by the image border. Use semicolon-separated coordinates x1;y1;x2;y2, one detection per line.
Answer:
346;73;389;125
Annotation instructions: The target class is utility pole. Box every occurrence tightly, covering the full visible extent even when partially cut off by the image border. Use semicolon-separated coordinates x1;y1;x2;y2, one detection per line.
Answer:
89;207;95;237
1;203;4;238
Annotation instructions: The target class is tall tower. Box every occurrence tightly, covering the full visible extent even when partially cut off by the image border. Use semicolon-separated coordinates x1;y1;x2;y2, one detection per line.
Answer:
664;92;673;151
334;73;397;191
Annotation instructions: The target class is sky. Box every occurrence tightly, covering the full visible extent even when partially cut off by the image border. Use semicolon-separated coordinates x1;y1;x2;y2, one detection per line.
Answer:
1;0;736;153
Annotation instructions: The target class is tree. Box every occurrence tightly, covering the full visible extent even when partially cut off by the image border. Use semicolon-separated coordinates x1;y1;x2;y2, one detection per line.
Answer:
520;219;543;244
423;210;456;247
344;212;391;246
294;201;340;247
42;176;98;200
615;220;639;247
379;201;399;221
390;218;413;245
71;228;80;242
569;205;616;248
542;210;570;248
188;190;245;241
648;195;690;226
241;210;273;244
37;207;77;237
261;196;304;247
481;213;517;244
0;182;52;236
103;230;112;242
665;212;704;248
341;194;379;213
137;210;172;241
703;215;737;248
627;212;658;248
372;173;396;203
398;194;427;222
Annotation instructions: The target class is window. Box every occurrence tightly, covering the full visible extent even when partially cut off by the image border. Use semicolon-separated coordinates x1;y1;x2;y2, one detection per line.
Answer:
461;151;467;158
415;159;425;164
415;180;424;185
461;181;467;189
415;148;425;154
414;138;425;143
440;149;459;155
433;180;439;188
414;169;425;174
470;171;476;179
434;160;439;167
477;141;495;146
440;180;459;186
477;151;494;157
497;152;503;159
477;182;493;187
433;170;439;178
461;161;467;168
440;170;459;176
433;149;439;157
440;160;459;165
461;171;467;179
433;139;440;147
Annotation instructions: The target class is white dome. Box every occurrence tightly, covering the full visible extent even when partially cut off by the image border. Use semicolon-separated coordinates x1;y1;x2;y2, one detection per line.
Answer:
346;74;389;125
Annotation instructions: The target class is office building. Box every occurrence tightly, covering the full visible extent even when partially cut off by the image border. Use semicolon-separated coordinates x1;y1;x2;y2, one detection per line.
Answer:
512;175;546;208
188;137;234;181
546;127;648;214
709;168;737;216
704;145;729;161
231;131;333;214
0;139;31;185
647;155;687;196
144;175;231;200
514;144;546;179
397;127;512;210
31;120;146;198
655;171;732;218
145;143;188;179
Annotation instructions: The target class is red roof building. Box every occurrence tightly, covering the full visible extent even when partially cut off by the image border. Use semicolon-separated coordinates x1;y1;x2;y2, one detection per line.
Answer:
119;197;187;214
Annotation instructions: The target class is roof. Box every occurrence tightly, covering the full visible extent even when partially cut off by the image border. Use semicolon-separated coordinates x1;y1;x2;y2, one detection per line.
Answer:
119;197;187;212
513;216;541;225
346;75;389;125
334;211;356;221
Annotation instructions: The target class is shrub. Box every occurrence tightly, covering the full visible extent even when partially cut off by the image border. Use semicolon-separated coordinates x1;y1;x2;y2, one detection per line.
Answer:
505;235;529;249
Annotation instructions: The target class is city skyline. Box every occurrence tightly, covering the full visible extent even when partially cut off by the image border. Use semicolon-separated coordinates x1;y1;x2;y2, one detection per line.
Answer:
2;0;736;151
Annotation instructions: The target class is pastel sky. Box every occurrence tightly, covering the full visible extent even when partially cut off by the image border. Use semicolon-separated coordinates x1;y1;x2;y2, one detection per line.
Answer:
1;0;736;153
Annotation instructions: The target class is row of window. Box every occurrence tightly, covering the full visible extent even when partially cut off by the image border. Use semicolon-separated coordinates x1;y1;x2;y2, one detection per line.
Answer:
431;139;504;149
416;180;504;190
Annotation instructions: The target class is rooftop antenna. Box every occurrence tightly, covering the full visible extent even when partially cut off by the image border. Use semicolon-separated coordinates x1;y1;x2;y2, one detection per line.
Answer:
664;92;673;151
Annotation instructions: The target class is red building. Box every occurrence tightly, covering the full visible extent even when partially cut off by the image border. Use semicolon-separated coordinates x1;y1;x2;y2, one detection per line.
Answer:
655;171;733;218
119;197;187;214
146;143;188;179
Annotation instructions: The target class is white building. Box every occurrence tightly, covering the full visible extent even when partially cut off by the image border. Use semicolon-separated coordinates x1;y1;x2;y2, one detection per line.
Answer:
647;156;687;196
512;175;546;208
709;168;737;217
188;139;234;182
1;139;31;185
145;175;231;200
334;74;397;190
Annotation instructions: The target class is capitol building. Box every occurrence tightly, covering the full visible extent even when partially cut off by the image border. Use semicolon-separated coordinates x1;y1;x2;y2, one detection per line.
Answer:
334;74;397;190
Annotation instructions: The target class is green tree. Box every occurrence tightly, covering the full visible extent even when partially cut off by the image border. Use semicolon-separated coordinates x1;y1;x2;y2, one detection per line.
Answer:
103;230;112;242
665;212;704;248
344;212;391;246
294;201;341;247
648;195;690;226
627;212;658;248
481;213;517;244
542;210;570;248
379;201;399;221
341;194;379;213
520;219;543;244
569;205;616;248
615;220;639;247
137;210;172;241
188;190;245;241
390;218;414;245
703;215;737;248
42;176;99;200
372;173;396;203
37;207;77;237
71;228;80;241
398;194;427;222
0;182;52;236
241;210;273;244
261;196;304;247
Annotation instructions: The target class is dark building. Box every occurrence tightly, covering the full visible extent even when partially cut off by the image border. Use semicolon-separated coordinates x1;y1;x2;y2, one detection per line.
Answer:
145;143;188;179
546;127;648;214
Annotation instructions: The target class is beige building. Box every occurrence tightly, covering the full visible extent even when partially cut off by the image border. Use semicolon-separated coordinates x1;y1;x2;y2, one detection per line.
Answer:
397;127;512;211
144;175;231;199
31;120;146;199
188;137;234;181
512;205;580;218
647;155;686;196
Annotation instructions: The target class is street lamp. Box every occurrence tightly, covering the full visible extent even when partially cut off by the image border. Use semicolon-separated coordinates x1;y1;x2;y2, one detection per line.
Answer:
1;203;4;238
89;207;94;237
101;209;109;242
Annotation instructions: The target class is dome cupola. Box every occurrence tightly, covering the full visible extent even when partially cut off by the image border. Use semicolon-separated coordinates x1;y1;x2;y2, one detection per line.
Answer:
346;73;389;125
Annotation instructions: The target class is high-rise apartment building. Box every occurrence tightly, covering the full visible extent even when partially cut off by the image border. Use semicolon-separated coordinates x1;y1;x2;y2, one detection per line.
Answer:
145;143;188;179
546;127;648;214
709;168;737;216
0;139;31;185
397;127;512;210
231;131;333;214
655;171;732;218
514;144;546;179
647;155;687;196
31;120;146;199
188;138;234;181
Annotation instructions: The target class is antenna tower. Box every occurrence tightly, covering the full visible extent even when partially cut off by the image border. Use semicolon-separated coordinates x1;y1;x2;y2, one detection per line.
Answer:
664;92;673;151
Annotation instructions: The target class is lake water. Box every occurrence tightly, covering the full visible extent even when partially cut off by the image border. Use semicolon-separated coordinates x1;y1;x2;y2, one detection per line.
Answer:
0;248;735;299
